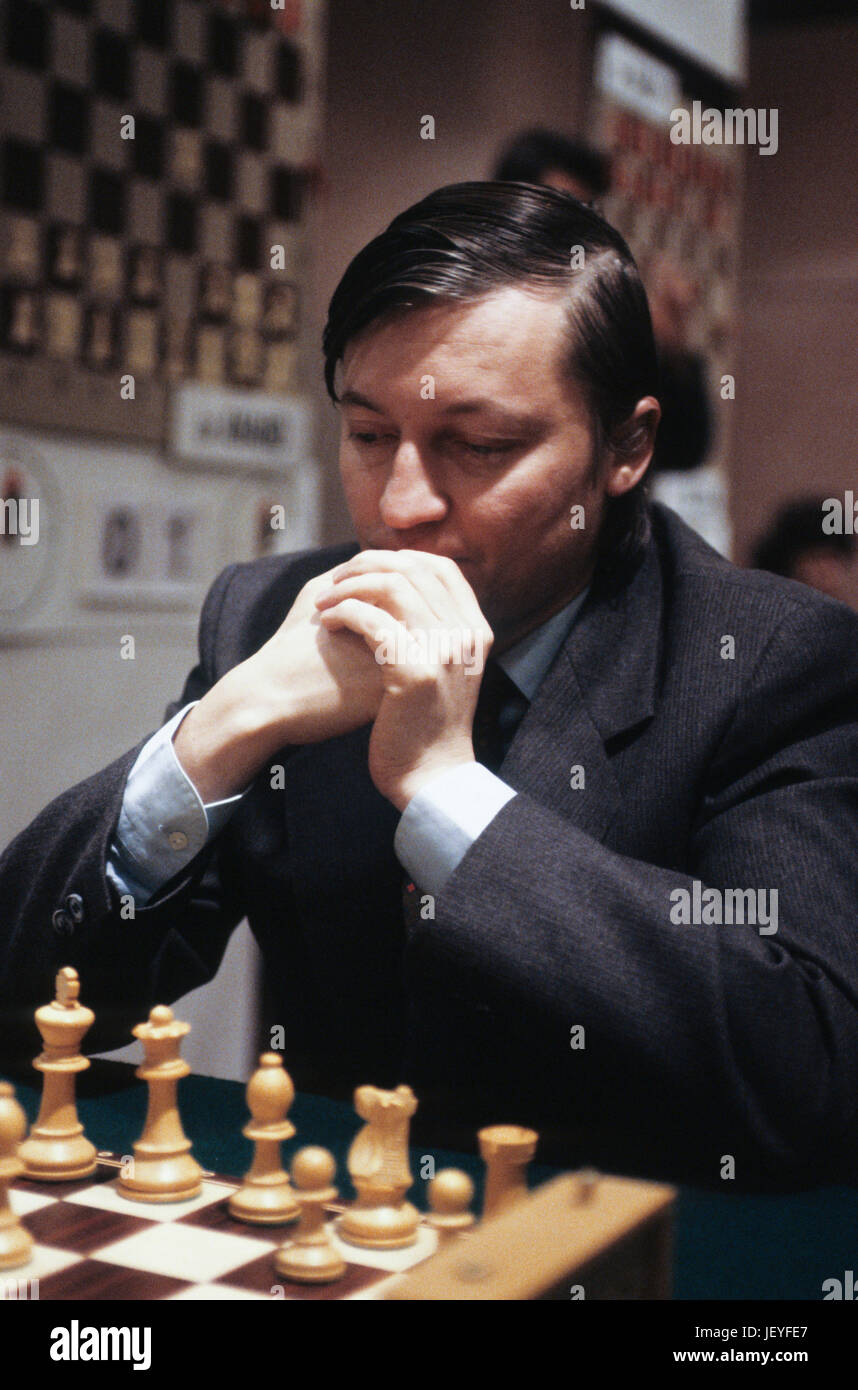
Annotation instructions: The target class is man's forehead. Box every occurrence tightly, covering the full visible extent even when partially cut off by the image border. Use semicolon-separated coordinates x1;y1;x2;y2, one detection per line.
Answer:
340;284;573;402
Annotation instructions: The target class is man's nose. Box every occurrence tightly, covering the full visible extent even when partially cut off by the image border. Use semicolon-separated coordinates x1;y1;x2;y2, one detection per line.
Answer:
378;441;448;530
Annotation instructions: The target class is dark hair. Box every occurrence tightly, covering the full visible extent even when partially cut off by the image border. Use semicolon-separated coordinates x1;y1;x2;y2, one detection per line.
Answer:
752;499;856;577
323;181;659;584
492;128;611;199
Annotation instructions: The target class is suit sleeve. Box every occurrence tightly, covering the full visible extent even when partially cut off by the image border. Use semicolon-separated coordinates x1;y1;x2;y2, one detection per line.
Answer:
409;599;858;1189
0;563;246;1066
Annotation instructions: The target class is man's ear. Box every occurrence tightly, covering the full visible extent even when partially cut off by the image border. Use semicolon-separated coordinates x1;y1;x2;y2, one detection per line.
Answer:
604;397;661;498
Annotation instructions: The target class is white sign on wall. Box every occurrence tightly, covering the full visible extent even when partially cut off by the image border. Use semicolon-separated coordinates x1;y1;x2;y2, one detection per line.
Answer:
598;0;746;85
170;383;312;474
595;32;682;125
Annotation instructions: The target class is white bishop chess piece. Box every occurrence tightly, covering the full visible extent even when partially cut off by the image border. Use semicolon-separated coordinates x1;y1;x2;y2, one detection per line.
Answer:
228;1053;300;1225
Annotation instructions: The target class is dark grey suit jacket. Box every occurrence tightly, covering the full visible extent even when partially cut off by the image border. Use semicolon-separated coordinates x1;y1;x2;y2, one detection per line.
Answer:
2;504;858;1189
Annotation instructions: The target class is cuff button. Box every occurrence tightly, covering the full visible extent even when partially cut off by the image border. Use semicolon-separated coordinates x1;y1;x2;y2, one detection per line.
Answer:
51;908;74;936
66;893;84;923
167;830;189;851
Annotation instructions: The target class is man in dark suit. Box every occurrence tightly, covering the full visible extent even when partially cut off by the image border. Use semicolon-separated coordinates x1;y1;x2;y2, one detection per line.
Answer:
2;183;857;1191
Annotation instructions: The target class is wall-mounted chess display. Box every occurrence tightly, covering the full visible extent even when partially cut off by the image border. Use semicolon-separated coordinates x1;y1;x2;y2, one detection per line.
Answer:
591;38;742;479
0;0;325;444
597;104;740;366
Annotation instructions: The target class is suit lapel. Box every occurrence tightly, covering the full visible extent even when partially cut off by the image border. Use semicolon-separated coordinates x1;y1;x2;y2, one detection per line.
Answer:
500;536;663;843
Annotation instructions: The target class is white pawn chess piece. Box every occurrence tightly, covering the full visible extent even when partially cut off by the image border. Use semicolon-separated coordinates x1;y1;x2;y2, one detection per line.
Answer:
337;1084;420;1249
87;307;113;368
575;1167;600;1203
274;1147;346;1284
0;1083;33;1269
8;293;37;350
131;249;159;303
6;217;39;280
55;229;80;283
117;1005;203;1203
427;1168;476;1245
19;967;97;1181
228;1053;300;1225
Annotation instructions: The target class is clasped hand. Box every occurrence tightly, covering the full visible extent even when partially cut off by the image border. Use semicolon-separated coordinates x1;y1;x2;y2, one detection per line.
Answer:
313;550;493;810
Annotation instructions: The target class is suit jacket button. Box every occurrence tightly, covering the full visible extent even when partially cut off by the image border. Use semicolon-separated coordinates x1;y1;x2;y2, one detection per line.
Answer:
52;908;74;936
66;893;84;923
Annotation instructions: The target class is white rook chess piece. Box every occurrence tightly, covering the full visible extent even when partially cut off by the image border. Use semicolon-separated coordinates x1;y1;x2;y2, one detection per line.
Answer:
117;1005;203;1203
228;1053;300;1225
478;1124;539;1220
19;966;97;1181
337;1084;420;1249
0;1082;33;1269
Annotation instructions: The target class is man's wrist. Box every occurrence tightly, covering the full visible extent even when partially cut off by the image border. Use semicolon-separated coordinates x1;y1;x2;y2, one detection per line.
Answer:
389;753;478;813
172;663;291;803
394;761;518;895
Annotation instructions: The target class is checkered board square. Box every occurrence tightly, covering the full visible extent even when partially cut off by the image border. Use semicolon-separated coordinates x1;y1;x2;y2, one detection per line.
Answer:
8;1155;440;1301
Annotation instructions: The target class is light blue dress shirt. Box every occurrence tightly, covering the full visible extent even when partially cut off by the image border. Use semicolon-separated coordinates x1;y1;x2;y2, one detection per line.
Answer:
107;588;588;906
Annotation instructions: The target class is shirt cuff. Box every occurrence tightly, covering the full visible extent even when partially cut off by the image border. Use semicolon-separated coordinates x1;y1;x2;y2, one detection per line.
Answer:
394;761;517;897
111;702;243;899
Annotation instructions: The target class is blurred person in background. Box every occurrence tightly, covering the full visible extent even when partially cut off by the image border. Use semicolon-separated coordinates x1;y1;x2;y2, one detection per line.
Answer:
752;498;857;608
645;254;712;478
492;127;611;203
492;130;715;497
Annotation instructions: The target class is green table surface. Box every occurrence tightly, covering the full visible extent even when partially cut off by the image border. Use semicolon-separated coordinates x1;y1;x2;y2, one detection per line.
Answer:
13;1061;858;1301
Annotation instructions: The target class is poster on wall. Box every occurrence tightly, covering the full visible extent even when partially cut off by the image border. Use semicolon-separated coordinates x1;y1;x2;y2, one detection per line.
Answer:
78;498;204;611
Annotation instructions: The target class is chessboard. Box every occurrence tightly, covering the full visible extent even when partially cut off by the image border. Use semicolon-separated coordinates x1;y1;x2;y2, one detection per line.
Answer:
2;974;676;1300
9;1152;442;1301
7;1153;676;1302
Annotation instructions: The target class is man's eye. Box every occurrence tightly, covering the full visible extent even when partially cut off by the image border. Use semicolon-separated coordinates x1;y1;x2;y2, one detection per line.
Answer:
348;431;388;445
460;440;517;457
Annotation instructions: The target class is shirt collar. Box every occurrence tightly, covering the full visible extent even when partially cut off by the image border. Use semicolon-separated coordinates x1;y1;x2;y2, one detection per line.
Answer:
496;587;589;701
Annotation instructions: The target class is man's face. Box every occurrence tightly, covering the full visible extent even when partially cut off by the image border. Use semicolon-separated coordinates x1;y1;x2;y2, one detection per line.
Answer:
337;285;614;648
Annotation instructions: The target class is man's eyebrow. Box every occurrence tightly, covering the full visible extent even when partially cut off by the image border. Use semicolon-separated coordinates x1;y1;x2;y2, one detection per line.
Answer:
340;391;547;431
339;390;384;411
440;400;547;429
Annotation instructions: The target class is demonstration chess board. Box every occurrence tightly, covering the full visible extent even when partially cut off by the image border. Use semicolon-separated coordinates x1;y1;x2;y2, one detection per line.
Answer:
9;1153;442;1301
7;1153;676;1301
593;92;741;477
0;0;324;440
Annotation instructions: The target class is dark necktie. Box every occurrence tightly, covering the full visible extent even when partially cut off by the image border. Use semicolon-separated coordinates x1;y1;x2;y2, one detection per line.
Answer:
471;658;530;774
